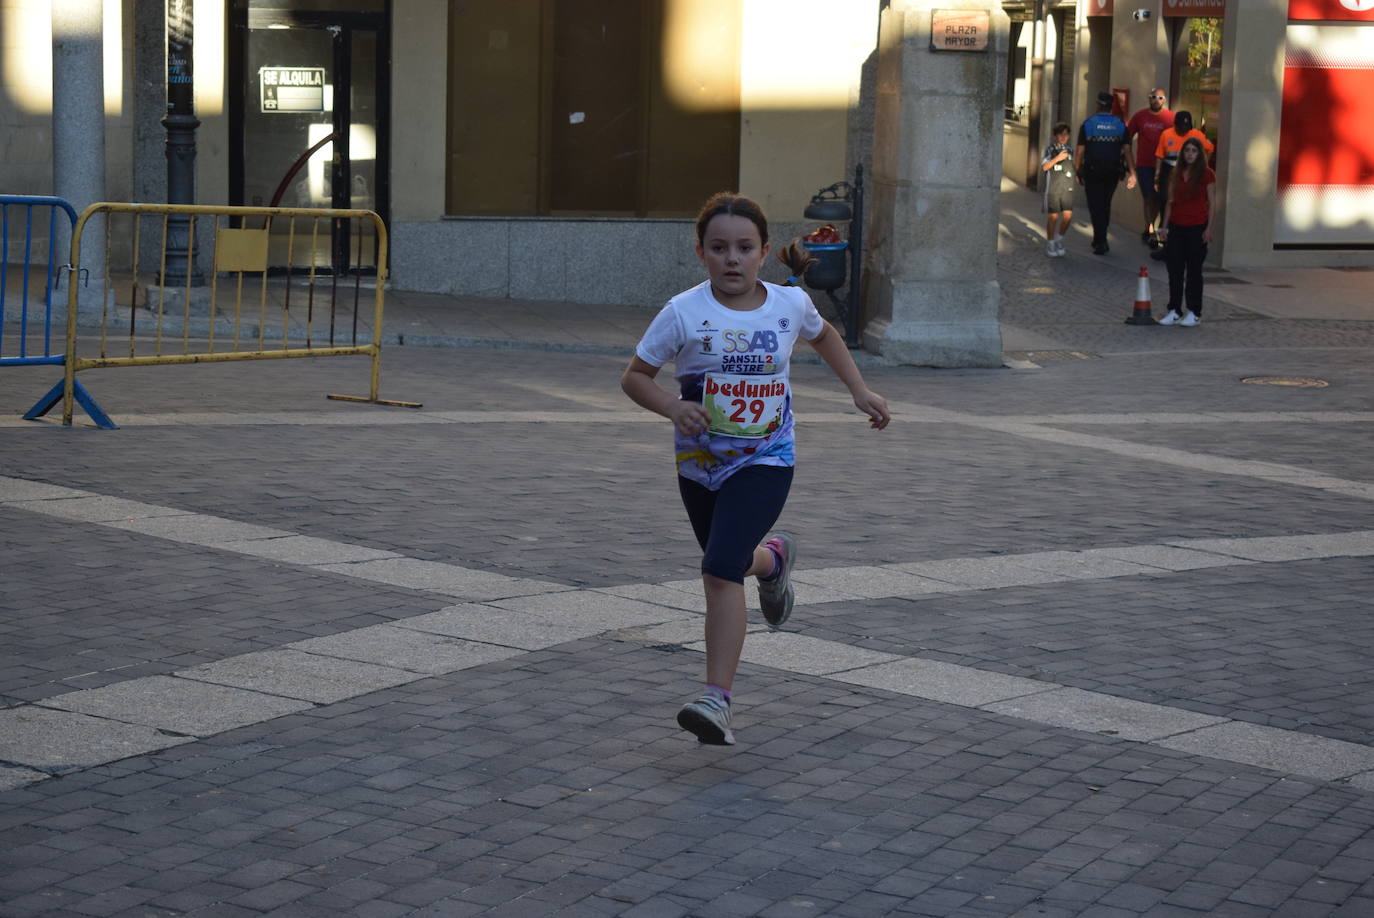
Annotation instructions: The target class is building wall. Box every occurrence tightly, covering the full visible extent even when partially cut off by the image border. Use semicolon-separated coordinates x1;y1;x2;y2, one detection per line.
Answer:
392;0;880;303
1010;0;1373;268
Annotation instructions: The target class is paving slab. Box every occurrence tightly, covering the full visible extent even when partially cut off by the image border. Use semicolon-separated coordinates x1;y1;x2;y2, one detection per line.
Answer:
728;632;901;676
1082;544;1250;571
999;550;1161;581
40;675;312;736
217;535;402;565
393;603;594;649
0;476;87;501
0;705;191;771
288;624;524;674
177;650;419;704
489;590;692;630
7;495;193;522
981;686;1227;742
1157;721;1374;782
831;658;1059;707
1169;531;1374;562
314;557;572;601
104;514;294;545
892;557;1066;589
594;582;705;612
0;765;48;790
790;565;955;599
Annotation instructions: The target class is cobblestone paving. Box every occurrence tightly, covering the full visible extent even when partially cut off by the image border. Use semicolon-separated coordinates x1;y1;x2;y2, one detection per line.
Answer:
3;189;1374;915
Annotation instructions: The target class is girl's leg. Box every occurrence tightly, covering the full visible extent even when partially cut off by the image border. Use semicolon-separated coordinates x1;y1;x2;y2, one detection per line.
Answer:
693;466;793;692
676;467;792;745
1057;211;1073;237
1184;227;1207;316
1163;226;1185;318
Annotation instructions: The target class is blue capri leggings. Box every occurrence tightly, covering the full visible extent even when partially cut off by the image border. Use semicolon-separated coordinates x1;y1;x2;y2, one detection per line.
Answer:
678;466;794;584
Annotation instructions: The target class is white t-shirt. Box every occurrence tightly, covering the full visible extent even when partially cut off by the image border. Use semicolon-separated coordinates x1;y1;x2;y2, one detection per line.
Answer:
635;280;825;490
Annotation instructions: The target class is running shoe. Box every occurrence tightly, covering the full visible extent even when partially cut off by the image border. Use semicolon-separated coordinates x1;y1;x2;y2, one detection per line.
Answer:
677;693;734;745
1158;310;1180;326
757;532;796;630
1179;311;1200;327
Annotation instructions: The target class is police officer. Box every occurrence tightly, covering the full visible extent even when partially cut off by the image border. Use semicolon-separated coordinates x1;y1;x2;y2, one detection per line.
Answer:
1075;91;1137;255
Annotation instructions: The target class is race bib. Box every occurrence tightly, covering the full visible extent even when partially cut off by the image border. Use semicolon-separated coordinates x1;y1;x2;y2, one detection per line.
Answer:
704;372;788;439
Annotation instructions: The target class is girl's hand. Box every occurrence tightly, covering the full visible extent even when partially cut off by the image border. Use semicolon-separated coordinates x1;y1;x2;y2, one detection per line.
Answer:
1202;226;1212;244
668;400;710;436
853;389;891;430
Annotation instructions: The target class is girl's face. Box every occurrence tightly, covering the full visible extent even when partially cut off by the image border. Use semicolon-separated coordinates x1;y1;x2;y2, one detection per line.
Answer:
1182;143;1201;164
697;214;770;304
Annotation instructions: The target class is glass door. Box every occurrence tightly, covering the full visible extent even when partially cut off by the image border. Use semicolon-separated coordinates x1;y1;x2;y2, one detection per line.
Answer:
230;6;389;274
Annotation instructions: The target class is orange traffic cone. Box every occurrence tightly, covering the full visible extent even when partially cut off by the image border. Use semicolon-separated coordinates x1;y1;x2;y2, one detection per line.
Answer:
1124;266;1157;325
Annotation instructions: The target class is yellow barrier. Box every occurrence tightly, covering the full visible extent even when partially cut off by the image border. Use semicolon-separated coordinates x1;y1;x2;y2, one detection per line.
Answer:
58;202;419;427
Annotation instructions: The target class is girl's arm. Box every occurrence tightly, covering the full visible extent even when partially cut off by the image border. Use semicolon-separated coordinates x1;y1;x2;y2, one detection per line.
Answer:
1203;181;1217;244
806;323;890;430
621;355;709;435
1158;195;1173;240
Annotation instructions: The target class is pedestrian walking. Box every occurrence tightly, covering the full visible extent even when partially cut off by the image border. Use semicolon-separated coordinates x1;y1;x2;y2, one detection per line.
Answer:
620;191;890;746
1041;121;1075;257
1127;88;1174;249
1157;137;1216;327
1075;91;1137;255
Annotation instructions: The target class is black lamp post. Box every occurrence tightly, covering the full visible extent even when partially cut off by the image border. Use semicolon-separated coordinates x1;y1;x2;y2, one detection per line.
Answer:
162;0;202;285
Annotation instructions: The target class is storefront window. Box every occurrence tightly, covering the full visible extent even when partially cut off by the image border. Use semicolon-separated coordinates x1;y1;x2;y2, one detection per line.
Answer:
446;0;741;218
1174;17;1221;145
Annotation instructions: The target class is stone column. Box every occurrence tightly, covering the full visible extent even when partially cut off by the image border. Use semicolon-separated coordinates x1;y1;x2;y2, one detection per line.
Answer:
52;0;107;314
1214;0;1285;268
862;0;1007;367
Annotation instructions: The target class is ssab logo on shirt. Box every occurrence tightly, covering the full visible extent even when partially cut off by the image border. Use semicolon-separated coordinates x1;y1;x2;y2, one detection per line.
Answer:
720;328;779;372
722;329;778;353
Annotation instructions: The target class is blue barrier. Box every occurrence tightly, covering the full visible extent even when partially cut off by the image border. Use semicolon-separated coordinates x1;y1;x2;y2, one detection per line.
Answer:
1;195;113;428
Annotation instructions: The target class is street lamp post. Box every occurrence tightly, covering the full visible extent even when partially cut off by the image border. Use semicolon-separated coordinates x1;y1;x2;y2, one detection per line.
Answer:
162;0;202;285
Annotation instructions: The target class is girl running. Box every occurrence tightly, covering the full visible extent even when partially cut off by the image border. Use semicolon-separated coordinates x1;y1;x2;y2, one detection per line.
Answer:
621;192;890;746
1157;137;1216;327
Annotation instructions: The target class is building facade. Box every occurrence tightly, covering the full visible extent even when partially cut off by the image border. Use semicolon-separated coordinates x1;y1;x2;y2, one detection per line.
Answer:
3;0;1369;314
1000;0;1374;267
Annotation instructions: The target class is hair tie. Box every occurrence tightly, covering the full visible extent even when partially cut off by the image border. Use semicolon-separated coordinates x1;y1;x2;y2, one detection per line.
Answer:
785;275;802;286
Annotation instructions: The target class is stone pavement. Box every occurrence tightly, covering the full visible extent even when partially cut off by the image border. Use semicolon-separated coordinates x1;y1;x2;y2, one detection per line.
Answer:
2;184;1374;917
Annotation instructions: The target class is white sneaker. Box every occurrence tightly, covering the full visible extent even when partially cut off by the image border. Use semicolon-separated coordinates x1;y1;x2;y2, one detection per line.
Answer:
757;532;796;630
677;693;734;745
1158;311;1180;326
1045;239;1057;257
1180;311;1200;327
1052;237;1067;257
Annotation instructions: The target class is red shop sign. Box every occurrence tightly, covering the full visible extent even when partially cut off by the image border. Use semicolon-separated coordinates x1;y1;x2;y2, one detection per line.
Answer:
1289;0;1374;20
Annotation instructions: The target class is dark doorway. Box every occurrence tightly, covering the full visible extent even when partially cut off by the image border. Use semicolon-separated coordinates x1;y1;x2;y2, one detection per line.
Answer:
229;3;390;274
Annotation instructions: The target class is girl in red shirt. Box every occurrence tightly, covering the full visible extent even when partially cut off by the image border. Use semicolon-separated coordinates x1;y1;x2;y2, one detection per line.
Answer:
1157;138;1216;327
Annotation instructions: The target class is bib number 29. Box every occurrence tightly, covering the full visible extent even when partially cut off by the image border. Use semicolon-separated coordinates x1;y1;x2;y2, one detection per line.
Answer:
729;399;768;424
704;372;787;439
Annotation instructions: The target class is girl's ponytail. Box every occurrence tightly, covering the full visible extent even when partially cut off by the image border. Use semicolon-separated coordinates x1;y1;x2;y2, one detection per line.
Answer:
775;240;817;285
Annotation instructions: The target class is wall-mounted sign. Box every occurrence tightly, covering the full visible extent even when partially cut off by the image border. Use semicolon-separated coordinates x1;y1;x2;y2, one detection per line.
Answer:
260;67;326;113
1086;0;1115;16
931;10;990;51
1162;0;1227;17
1289;0;1374;20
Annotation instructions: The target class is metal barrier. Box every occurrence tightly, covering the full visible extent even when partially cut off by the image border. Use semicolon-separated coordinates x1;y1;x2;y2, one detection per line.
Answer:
24;202;419;428
0;194;77;367
0;195;115;426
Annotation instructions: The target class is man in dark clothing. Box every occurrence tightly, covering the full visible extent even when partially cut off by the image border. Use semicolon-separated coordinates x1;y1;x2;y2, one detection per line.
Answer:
1075;91;1136;255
